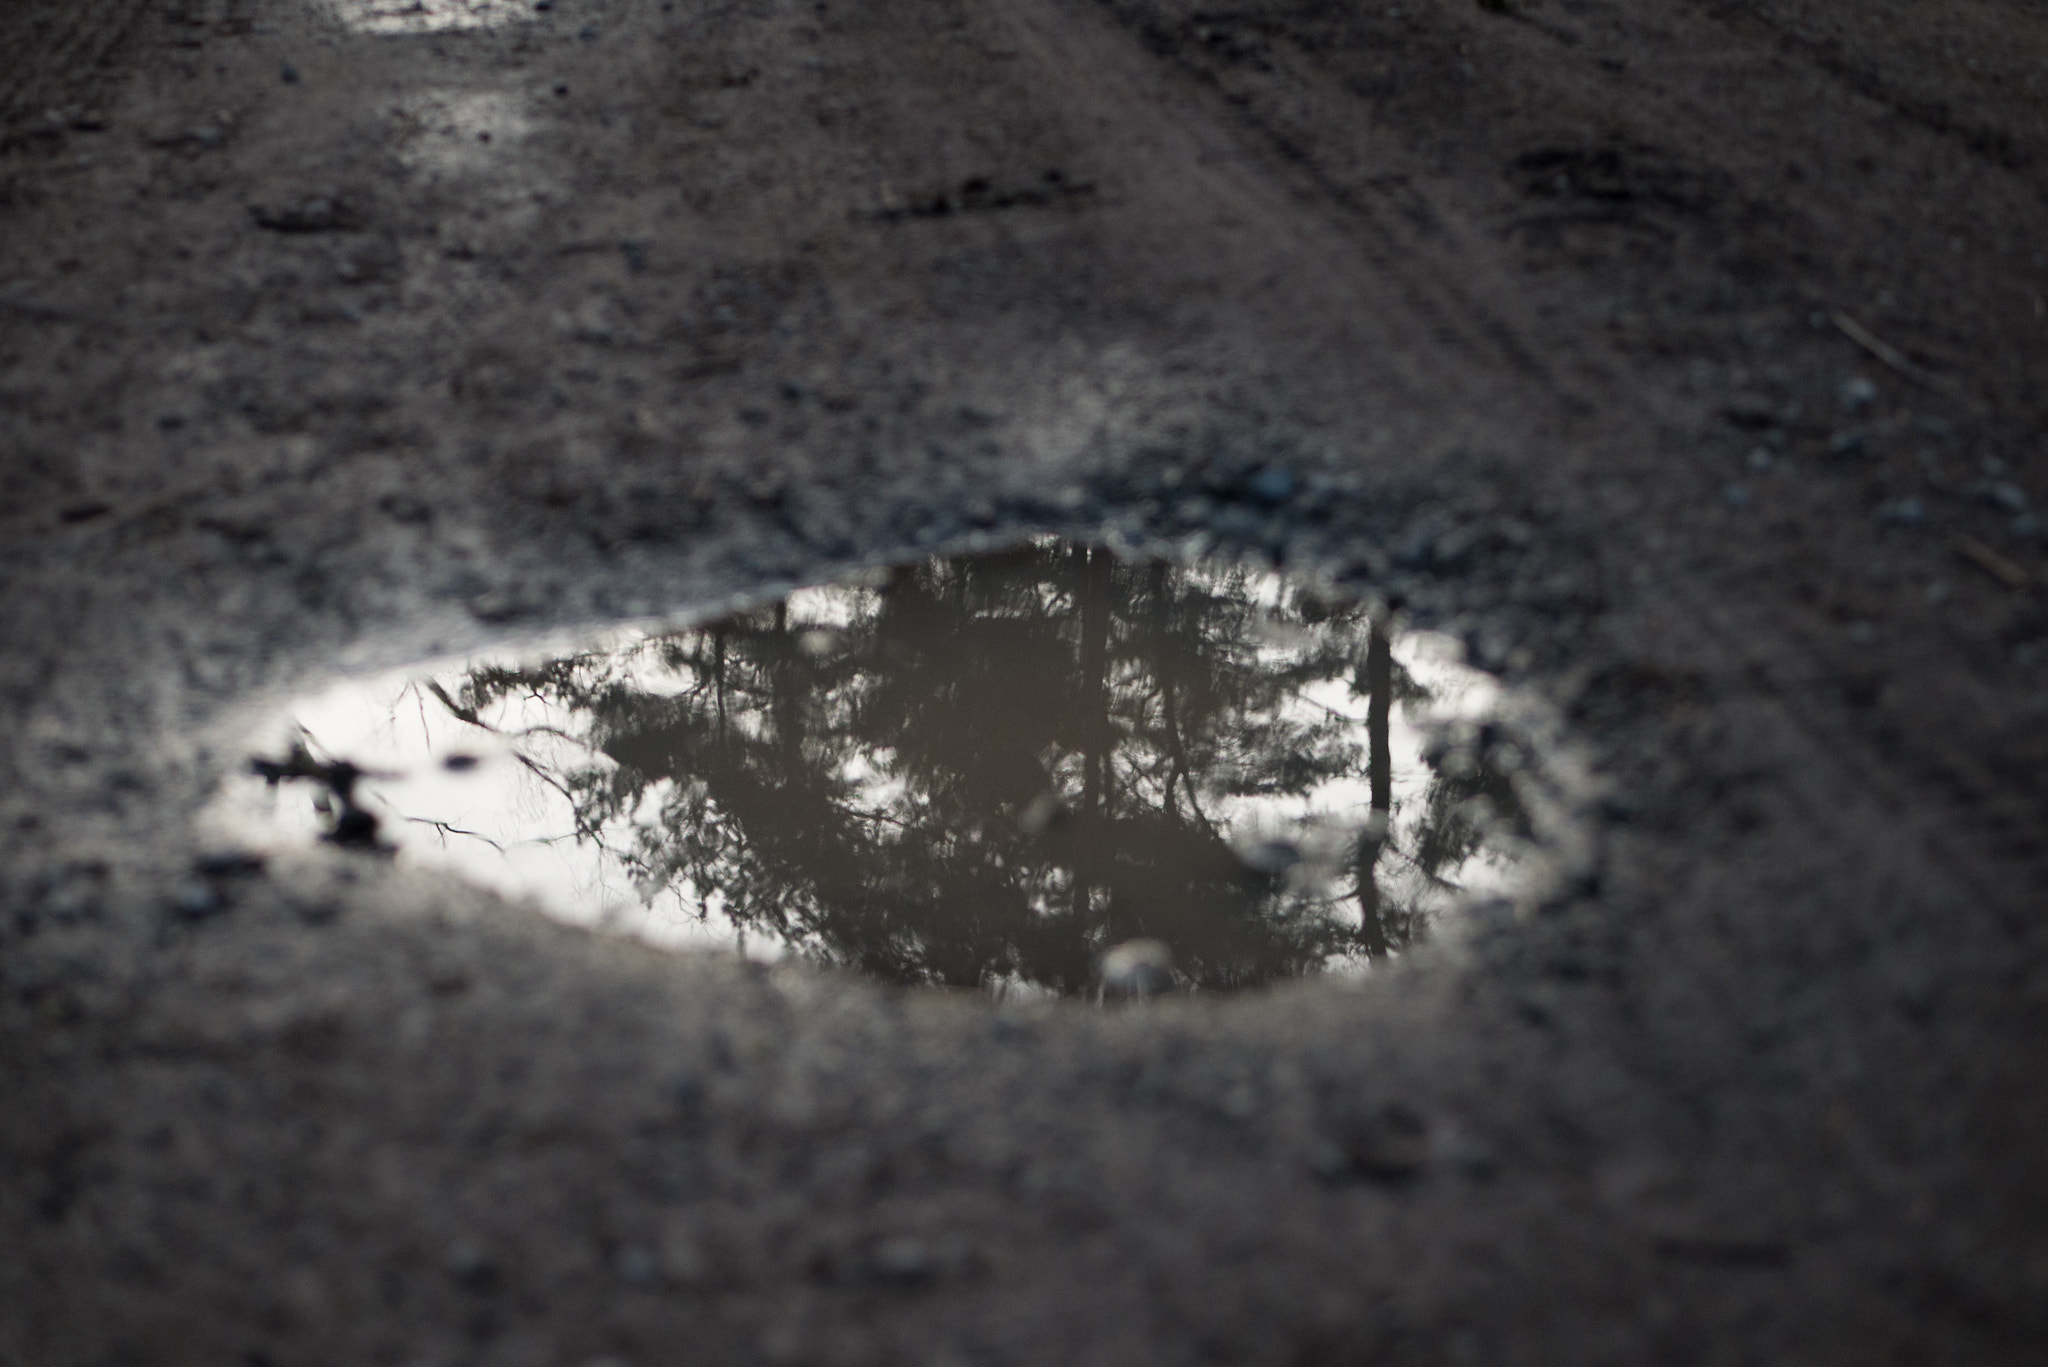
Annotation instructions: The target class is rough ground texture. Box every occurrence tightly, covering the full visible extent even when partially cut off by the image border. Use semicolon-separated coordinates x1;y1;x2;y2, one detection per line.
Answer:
3;1;2046;1363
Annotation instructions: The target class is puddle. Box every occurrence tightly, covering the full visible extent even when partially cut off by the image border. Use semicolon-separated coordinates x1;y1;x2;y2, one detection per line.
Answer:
325;0;532;36
207;541;1588;997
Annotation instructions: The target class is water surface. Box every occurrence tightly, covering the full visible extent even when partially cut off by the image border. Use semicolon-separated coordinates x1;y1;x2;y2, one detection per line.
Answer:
212;541;1580;996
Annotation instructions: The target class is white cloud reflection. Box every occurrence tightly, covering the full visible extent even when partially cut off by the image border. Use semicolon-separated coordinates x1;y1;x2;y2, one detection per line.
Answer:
201;545;1593;995
206;623;1535;967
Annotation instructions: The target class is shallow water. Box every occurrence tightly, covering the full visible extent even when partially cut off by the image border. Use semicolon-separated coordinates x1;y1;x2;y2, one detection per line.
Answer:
325;0;531;36
209;541;1583;996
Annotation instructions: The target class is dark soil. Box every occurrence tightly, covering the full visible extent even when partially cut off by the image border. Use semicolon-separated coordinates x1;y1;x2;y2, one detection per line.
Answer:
3;2;2045;1364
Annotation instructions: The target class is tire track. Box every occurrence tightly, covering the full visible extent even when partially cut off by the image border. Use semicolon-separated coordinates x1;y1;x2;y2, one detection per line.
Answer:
0;0;148;126
1068;0;1573;401
1683;0;2048;176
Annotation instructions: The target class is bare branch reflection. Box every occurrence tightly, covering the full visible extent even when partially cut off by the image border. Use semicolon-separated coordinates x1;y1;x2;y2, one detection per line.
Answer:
424;543;1526;994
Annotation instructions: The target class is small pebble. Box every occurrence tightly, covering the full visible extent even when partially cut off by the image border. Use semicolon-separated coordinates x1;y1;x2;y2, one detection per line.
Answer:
1980;482;2030;515
1439;1132;1498;1181
172;880;224;920
194;849;265;877
1840;376;1879;413
869;1237;932;1285
1246;466;1297;506
1600;792;1641;821
613;1245;660;1285
1317;1104;1431;1184
442;1239;499;1291
1721;483;1752;509
1876;497;1927;528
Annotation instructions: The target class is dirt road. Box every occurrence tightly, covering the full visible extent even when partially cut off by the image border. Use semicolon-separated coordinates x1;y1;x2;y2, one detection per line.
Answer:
3;1;2045;1363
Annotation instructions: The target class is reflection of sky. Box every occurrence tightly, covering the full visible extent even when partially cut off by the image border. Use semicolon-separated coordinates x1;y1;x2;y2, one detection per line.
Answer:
1267;667;1510;905
325;0;531;35
224;668;1531;967
207;578;1530;963
213;672;754;952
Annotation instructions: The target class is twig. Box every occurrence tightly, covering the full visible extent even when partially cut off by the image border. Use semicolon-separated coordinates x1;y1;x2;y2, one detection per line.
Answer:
404;815;508;852
1830;311;1964;398
424;679;479;724
1955;536;2032;592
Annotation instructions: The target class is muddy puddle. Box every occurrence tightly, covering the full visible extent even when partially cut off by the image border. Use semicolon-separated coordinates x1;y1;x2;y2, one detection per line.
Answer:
207;540;1589;997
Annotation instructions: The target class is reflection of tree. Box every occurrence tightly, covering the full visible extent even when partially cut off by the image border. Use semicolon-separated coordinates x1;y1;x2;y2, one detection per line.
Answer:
443;543;1520;994
1357;623;1395;956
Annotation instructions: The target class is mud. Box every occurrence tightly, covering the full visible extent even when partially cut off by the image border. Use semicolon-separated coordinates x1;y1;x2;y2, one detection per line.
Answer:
3;1;2046;1364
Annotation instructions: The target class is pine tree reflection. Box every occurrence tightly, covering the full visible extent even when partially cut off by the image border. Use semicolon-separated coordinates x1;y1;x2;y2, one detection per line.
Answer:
443;543;1520;994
